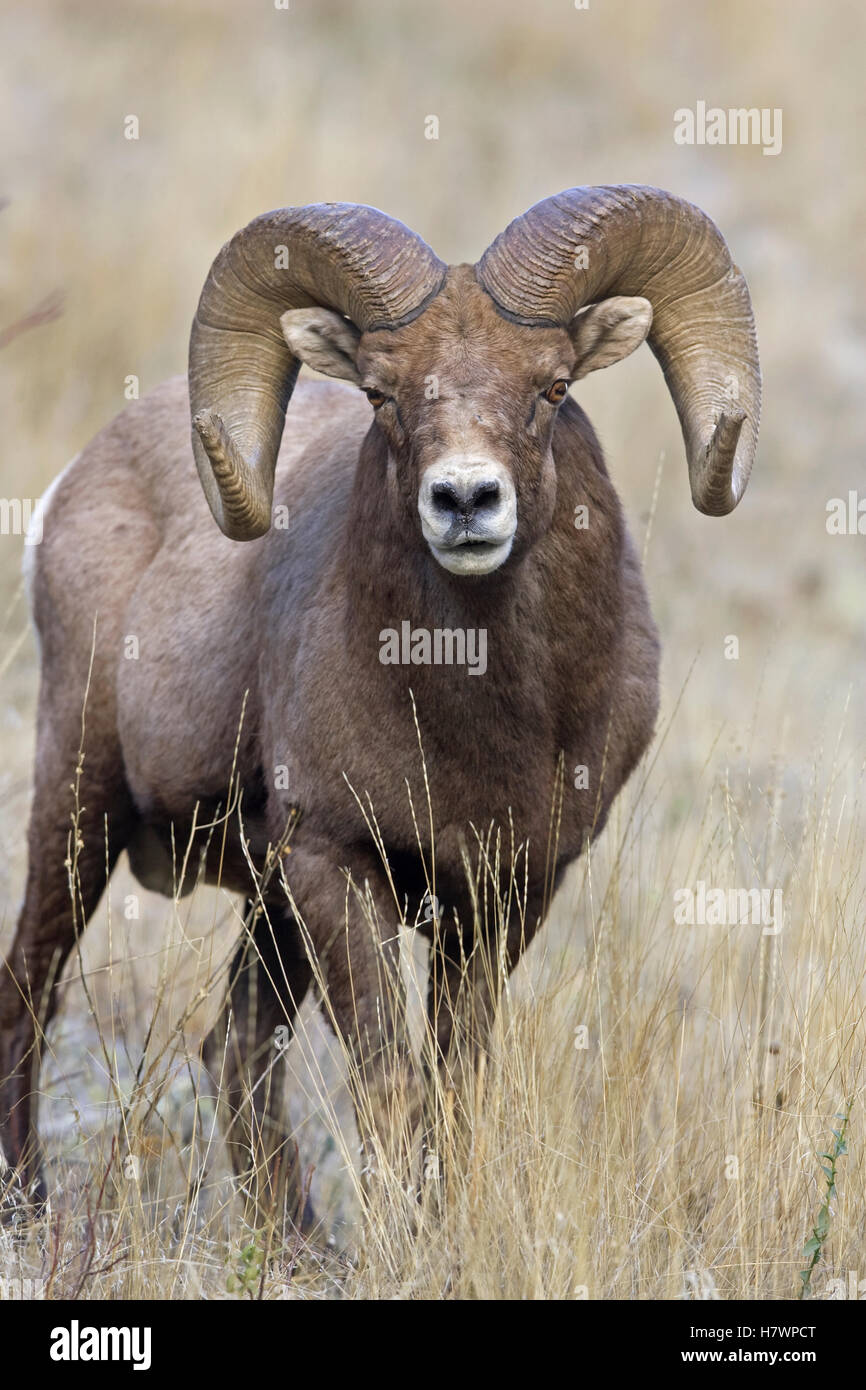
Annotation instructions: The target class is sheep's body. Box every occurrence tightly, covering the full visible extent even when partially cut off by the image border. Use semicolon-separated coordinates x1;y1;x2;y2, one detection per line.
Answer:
0;190;759;1224
31;370;658;901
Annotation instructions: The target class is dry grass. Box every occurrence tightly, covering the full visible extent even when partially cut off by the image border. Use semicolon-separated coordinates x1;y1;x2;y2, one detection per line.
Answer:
1;687;863;1300
1;0;864;1300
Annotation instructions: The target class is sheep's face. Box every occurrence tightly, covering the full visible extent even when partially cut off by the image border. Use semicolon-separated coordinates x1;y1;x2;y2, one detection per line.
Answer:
281;266;651;578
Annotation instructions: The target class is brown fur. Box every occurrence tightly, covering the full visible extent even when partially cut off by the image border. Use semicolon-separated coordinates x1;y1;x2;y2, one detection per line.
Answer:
0;267;660;1221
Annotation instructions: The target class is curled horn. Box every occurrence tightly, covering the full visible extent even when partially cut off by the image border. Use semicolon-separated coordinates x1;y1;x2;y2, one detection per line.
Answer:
189;204;446;539
476;185;761;515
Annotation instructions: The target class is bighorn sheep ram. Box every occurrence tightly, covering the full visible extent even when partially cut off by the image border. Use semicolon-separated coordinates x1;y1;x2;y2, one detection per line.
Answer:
0;186;760;1222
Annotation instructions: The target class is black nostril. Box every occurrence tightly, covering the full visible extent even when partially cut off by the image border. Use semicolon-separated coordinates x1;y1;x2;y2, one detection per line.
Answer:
430;481;462;515
429;477;501;522
470;480;500;512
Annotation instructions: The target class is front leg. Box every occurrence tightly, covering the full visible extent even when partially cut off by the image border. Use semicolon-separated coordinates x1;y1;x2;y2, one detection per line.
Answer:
280;839;422;1204
421;882;548;1188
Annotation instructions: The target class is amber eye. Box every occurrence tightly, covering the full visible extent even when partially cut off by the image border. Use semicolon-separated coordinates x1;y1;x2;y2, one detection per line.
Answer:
364;387;387;409
544;379;569;405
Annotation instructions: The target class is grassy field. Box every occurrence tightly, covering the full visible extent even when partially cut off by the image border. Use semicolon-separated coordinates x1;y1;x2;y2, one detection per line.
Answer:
1;0;864;1299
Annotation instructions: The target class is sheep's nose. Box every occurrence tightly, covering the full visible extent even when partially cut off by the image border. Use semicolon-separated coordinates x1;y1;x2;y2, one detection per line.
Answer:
430;477;501;521
419;456;518;574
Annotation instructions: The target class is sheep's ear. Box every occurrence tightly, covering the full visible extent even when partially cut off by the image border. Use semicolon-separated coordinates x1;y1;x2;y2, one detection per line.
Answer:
567;296;652;380
280;307;362;384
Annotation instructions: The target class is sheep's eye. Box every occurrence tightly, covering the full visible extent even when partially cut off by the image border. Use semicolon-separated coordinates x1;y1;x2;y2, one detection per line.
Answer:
544;379;569;405
364;387;388;409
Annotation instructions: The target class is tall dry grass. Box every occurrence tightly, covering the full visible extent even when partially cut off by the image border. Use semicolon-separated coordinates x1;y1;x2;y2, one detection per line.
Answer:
1;678;863;1300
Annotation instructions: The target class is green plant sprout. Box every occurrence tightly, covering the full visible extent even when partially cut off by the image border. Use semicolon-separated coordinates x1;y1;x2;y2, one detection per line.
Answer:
798;1099;853;1299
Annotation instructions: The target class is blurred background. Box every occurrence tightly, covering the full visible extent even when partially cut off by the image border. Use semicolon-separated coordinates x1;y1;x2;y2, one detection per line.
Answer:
0;0;863;1290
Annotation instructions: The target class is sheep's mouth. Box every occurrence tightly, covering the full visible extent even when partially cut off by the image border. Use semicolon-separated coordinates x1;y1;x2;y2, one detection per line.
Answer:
428;533;514;576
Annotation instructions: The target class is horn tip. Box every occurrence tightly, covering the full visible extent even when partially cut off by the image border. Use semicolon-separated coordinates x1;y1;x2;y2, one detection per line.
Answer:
192;408;223;445
690;408;751;516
